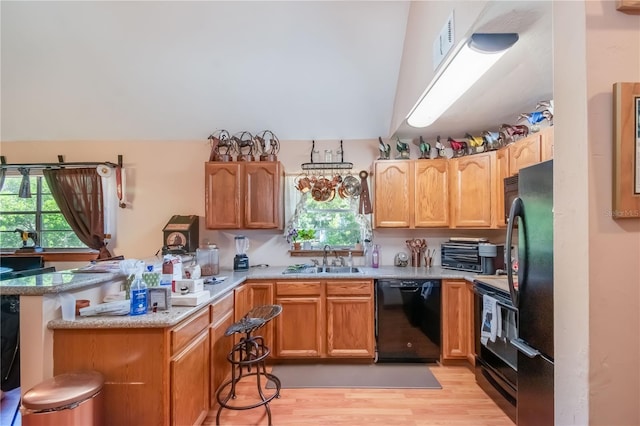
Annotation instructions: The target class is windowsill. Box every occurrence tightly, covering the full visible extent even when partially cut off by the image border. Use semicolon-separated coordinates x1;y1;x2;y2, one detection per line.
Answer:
0;250;99;262
289;249;364;258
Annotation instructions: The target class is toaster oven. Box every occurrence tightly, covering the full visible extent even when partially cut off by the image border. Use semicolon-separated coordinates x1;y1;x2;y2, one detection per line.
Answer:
441;240;505;274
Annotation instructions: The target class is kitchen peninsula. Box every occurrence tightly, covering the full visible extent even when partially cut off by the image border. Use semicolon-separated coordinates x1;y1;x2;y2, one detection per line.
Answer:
2;264;507;425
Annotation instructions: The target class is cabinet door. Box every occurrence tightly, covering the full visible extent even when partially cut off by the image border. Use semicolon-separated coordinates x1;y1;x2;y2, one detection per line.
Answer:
414;159;449;227
210;292;234;402
540;127;554;161
245;282;275;354
449;152;495;228
326;296;374;357
494;148;510;228
205;163;242;229
442;280;471;360
508;134;541;175
245;162;282;229
465;282;476;366
275;296;323;357
171;331;210;426
374;161;413;228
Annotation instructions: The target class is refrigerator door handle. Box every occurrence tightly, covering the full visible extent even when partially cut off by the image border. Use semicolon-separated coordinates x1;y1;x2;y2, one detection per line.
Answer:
511;338;540;358
506;197;524;308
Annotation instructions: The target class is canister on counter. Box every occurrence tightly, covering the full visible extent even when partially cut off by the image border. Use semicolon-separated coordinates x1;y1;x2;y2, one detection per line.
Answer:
196;244;219;276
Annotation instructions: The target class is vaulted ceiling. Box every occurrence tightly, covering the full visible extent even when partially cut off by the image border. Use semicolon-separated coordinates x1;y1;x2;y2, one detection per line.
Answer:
1;1;552;143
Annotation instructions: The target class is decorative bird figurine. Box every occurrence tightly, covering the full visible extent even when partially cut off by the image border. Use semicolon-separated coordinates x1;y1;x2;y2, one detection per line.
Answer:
465;133;485;153
418;136;431;159
518;111;547;126
378;137;391;160
395;137;410;159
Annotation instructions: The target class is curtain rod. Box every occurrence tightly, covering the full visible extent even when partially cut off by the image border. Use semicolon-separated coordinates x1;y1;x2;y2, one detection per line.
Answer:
0;155;122;170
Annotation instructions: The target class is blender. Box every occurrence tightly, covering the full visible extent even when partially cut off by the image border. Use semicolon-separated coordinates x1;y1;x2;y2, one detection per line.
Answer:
233;235;250;271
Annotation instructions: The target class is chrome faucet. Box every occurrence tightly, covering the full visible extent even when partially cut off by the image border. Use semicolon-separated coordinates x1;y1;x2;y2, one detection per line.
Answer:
322;244;332;268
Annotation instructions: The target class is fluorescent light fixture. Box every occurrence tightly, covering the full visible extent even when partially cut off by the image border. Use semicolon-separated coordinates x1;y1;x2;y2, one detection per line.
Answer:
406;33;519;128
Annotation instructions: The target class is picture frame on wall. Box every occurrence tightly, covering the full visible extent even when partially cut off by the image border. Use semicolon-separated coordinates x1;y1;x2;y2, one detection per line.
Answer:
612;82;640;219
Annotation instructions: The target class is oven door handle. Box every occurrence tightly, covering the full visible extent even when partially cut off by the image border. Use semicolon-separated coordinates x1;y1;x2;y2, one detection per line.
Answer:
511;338;540;358
473;287;515;311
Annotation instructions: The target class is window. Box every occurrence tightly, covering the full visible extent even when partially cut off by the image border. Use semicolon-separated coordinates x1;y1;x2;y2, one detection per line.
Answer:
0;176;88;249
285;175;371;249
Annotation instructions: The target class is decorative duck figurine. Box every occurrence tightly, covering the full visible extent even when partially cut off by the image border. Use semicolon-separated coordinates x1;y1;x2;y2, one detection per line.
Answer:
435;135;445;158
378;137;391;160
395;137;410;159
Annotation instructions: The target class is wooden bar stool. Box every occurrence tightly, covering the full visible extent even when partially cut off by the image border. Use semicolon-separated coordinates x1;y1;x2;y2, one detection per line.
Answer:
215;304;282;426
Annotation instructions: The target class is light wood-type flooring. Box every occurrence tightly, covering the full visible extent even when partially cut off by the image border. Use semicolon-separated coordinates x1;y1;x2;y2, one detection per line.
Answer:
205;364;515;426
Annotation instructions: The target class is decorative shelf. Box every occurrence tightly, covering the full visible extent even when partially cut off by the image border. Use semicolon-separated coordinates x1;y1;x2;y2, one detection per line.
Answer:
301;162;353;171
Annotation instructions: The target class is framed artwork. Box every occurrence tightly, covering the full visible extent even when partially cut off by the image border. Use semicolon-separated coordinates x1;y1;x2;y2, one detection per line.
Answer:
612;82;640;219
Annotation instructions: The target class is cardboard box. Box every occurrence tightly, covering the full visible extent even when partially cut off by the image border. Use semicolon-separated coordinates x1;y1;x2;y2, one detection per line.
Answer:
171;290;211;307
173;278;204;293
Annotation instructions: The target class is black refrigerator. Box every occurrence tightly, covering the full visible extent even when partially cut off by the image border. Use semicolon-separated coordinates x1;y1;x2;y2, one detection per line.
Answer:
506;159;554;426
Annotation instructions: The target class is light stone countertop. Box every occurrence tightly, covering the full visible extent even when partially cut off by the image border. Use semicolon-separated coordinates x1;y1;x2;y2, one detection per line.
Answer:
4;263;508;330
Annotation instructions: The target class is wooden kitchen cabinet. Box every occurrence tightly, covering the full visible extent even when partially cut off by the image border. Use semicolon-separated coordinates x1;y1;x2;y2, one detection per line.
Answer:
210;292;234;402
234;280;275;352
494;147;510;228
205;161;283;230
449;151;497;228
325;280;375;357
275;281;324;357
414;159;450;227
53;304;214;426
274;279;375;359
540;126;554;161
373;159;449;228
374;160;413;227
442;279;473;361
508;134;542;176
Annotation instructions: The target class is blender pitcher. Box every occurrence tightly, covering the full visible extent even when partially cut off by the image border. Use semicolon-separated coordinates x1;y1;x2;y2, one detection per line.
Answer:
233;235;249;271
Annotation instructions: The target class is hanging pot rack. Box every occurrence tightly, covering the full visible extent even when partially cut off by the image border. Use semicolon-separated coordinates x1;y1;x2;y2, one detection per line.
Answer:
301;140;353;171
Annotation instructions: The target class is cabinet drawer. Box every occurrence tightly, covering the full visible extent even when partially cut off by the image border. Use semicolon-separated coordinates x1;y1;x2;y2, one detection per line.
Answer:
276;281;322;296
171;307;210;355
211;292;234;325
326;280;372;296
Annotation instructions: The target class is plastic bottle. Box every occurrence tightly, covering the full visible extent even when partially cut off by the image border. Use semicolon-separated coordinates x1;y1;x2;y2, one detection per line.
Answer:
129;269;148;316
372;244;380;268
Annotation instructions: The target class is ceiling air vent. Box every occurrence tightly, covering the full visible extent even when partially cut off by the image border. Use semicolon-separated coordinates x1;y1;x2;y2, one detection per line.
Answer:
432;12;455;71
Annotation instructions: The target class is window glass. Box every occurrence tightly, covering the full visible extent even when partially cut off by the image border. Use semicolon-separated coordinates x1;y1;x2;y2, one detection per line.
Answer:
285;175;371;249
0;176;88;249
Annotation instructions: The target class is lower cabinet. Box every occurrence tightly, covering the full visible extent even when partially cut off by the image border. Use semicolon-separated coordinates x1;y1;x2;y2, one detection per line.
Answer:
53;292;235;426
274;279;374;359
441;279;473;362
234;280;275;353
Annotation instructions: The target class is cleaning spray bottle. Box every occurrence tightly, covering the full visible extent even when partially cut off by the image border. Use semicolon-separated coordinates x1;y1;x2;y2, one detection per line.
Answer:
129;261;148;316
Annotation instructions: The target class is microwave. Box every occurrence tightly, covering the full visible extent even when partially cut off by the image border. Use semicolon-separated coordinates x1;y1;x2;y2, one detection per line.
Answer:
504;174;519;224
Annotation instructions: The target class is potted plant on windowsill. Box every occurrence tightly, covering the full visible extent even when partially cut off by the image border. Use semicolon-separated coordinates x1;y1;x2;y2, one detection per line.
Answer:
285;228;301;250
297;229;316;250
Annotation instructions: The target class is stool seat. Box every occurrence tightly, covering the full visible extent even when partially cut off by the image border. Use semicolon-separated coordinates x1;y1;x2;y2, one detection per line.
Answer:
225;304;282;336
216;304;282;426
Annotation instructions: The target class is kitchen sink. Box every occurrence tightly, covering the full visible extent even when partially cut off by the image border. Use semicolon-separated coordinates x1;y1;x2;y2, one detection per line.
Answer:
282;265;361;275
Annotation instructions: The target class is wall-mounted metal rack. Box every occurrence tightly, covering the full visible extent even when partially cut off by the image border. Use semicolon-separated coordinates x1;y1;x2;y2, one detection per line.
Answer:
302;140;353;171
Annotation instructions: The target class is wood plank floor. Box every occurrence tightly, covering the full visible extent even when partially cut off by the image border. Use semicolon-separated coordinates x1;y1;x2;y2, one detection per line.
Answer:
205;364;515;426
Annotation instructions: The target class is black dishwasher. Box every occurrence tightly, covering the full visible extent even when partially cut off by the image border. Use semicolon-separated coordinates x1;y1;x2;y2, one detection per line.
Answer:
375;279;441;363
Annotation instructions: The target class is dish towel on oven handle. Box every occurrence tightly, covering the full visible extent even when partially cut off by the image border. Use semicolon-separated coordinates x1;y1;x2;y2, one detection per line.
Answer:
481;294;500;344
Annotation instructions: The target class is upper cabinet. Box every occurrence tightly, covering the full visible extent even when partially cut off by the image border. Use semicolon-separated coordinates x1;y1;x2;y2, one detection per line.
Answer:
449;151;496;228
373;159;449;228
372;128;552;230
374;161;413;228
205;161;283;230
